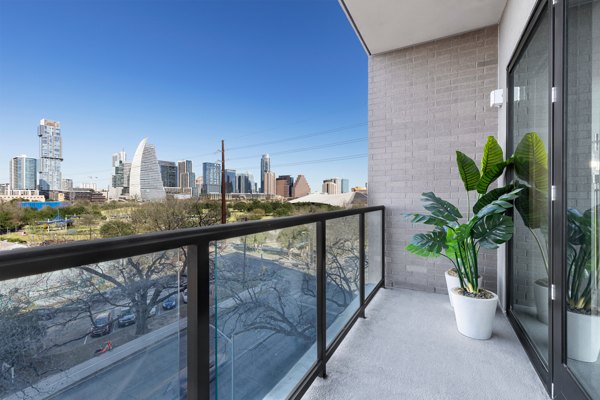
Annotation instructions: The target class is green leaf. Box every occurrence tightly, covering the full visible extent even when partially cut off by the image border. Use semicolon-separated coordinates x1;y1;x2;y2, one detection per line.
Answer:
514;183;547;229
476;137;506;194
456;151;480;191
473;214;514;249
406;231;446;257
403;213;448;227
514;132;548;191
473;185;515;214
477;161;507;194
476;188;522;218
421;192;462;223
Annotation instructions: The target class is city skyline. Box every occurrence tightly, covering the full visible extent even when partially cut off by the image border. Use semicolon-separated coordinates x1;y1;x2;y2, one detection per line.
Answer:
0;1;368;191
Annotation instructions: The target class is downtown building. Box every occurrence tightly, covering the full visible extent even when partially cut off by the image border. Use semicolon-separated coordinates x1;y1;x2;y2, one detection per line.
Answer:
322;178;341;195
159;160;178;188
38;119;63;193
9;155;37;190
225;169;236;193
202;162;221;194
275;175;294;198
129;138;166;201
291;174;311;198
260;153;270;193
178;160;196;196
263;170;276;196
236;172;254;194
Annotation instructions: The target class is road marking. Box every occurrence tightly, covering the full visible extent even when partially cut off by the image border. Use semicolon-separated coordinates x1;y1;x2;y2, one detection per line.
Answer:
83;335;88;345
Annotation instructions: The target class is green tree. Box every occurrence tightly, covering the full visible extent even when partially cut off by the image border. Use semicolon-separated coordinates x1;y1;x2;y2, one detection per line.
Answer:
99;220;136;238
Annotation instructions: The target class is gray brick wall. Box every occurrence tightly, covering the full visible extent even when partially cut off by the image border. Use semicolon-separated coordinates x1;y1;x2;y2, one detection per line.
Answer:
367;26;499;294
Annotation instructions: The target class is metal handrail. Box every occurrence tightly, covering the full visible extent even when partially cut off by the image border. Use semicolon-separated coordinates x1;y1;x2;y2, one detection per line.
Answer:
0;205;384;280
0;205;385;400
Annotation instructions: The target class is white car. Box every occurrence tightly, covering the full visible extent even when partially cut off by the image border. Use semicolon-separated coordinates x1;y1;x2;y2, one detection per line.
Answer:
182;289;188;304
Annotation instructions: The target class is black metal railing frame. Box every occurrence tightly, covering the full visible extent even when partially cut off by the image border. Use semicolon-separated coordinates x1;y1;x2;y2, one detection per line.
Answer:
0;205;385;400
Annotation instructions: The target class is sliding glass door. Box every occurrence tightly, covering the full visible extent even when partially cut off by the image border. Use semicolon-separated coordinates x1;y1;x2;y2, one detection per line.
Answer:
507;0;551;380
555;1;600;398
508;1;600;399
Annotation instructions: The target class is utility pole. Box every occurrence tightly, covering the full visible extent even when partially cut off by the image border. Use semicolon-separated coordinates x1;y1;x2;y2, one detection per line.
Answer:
221;140;227;224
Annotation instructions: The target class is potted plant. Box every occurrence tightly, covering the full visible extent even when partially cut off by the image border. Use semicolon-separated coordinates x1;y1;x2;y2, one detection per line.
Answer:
405;136;521;339
566;207;600;362
512;132;550;324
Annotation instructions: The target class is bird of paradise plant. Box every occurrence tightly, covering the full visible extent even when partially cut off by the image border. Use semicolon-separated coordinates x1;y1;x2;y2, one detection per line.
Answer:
405;136;521;295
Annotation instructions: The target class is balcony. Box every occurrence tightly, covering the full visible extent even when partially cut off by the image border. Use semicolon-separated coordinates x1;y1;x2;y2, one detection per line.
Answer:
0;207;385;400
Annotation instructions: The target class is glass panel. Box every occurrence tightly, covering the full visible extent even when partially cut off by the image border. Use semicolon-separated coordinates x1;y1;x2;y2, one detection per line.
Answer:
212;225;317;400
0;249;186;399
366;211;383;297
509;7;550;365
565;1;600;398
325;215;360;345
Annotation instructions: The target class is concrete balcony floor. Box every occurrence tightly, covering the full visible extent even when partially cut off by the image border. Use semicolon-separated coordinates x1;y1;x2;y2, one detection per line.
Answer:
303;288;549;400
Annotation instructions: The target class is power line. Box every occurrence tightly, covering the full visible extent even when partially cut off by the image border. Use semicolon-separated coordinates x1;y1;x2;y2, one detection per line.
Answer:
226;121;367;151
226;137;367;162
234;153;368;171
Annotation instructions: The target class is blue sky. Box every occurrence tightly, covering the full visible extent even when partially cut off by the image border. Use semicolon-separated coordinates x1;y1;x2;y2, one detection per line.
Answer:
0;0;368;191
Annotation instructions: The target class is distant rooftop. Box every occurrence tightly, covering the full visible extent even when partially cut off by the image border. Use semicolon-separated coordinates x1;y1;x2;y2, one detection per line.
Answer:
290;192;367;208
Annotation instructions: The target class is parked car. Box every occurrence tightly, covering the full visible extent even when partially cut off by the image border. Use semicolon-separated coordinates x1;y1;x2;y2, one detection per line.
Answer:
148;305;157;318
117;308;136;327
90;311;114;337
162;296;177;310
182;289;188;304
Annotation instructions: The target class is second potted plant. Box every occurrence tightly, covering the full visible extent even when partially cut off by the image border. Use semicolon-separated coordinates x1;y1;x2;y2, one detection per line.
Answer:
405;136;521;339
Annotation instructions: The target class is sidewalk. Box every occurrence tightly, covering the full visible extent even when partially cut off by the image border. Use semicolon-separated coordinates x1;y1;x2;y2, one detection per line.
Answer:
5;318;186;400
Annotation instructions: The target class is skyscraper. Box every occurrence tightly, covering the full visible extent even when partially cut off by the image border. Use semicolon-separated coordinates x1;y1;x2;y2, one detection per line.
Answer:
276;175;293;197
292;175;311;198
263;171;277;195
178;160;196;191
202;162;221;194
260;154;270;193
158;160;178;188
62;178;73;191
236;172;254;194
341;179;350;193
111;151;127;189
225;169;236;193
9;155;37;190
322;178;341;194
38;119;63;191
129;138;166;201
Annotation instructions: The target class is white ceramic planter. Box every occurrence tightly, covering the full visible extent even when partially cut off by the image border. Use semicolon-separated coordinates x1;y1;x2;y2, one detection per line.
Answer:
534;279;549;324
450;288;498;340
444;270;483;308
567;311;600;363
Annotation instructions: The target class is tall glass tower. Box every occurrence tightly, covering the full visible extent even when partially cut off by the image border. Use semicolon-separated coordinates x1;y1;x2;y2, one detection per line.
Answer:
38;119;63;191
9;155;37;190
260;154;270;193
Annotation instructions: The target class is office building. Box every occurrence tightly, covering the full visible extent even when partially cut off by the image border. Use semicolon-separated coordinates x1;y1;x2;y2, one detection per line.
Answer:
322;178;341;195
178;160;195;190
292;175;311;198
263;171;276;195
236;172;254;194
129;138;166;201
260;154;270;193
276;175;293;198
38;119;63;191
111;151;127;189
341;179;350;193
202;162;221;194
322;180;339;195
9;156;37;190
225;169;236;193
159;160;178;188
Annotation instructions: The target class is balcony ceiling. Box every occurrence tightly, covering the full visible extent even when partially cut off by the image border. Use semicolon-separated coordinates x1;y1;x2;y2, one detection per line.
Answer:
340;0;508;55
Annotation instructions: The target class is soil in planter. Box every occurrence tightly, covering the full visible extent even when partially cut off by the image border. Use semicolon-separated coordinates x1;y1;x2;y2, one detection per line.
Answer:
454;288;495;300
567;306;593;316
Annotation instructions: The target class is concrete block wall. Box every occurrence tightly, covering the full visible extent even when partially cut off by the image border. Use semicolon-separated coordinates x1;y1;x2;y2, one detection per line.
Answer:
368;26;499;294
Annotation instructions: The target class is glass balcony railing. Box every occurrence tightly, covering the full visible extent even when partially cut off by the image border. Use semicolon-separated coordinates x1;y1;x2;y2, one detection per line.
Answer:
0;206;384;400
